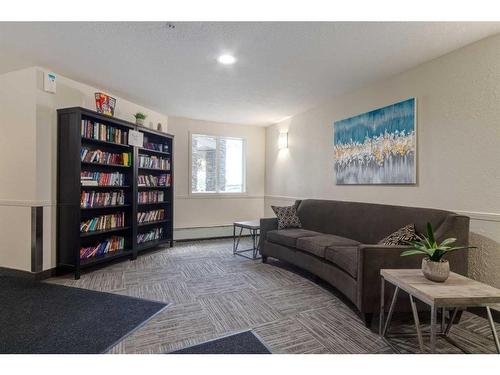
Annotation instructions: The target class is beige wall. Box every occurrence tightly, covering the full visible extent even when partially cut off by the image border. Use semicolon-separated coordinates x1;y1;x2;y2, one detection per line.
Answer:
0;68;37;271
265;34;500;288
168;116;265;238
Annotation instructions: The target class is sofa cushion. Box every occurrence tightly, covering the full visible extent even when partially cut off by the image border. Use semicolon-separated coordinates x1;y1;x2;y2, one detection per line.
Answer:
296;234;360;259
266;229;322;248
378;223;418;245
271;204;302;229
324;246;359;278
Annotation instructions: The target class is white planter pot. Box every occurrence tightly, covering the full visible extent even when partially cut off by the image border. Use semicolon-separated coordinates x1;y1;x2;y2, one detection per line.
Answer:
422;258;450;282
136;118;145;126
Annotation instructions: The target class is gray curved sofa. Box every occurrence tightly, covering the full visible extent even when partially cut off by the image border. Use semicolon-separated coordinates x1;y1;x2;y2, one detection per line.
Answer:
259;199;469;326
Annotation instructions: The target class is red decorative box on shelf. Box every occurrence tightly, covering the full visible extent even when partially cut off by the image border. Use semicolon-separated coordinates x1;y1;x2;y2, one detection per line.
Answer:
95;92;116;116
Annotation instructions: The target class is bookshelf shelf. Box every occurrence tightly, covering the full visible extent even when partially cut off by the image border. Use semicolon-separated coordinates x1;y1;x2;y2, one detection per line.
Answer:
137;238;171;252
138;219;169;227
81;185;131;189
138;201;169;206
81;204;131;210
80;249;133;267
80;226;131;238
138;166;170;172
57;107;174;279
138;147;170;156
81;137;131;149
81;161;131;168
138;185;170;189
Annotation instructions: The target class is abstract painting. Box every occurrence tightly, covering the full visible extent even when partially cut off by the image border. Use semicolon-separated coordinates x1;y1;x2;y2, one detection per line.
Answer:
333;98;416;184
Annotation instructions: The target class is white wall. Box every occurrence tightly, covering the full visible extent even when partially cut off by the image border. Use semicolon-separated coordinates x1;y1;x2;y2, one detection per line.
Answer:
168;116;265;239
265;34;500;288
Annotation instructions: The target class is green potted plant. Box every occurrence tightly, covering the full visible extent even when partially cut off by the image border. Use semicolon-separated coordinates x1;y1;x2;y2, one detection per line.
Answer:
133;112;147;126
401;222;475;282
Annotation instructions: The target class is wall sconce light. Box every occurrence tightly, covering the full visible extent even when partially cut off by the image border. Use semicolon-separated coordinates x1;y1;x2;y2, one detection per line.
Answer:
278;131;288;149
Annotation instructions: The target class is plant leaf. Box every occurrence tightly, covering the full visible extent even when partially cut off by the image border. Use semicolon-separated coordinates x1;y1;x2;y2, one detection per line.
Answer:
426;222;436;246
443;246;477;253
400;250;427;257
440;238;456;247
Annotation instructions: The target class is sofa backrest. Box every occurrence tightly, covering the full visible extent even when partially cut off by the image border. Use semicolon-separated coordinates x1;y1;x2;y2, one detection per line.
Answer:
296;199;453;244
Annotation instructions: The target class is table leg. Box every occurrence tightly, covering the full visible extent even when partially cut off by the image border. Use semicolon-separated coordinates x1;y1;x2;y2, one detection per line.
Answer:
232;224;236;254
441;307;446;333
252;229;257;258
379;276;385;336
382;286;399;337
234;226;243;253
409;295;424;353
444;307;458;336
430;305;437;354
486;306;500;354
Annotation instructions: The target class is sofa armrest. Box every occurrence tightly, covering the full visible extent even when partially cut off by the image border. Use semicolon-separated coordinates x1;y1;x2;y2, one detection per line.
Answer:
431;214;470;276
259;217;278;248
434;214;470;244
357;244;422;314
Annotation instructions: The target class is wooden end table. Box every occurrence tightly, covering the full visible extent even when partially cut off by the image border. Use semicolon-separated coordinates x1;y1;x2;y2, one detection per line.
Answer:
233;220;261;260
380;269;500;354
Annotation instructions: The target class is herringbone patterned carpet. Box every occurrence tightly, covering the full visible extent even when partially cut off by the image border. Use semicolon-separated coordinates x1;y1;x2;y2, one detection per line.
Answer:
46;239;499;354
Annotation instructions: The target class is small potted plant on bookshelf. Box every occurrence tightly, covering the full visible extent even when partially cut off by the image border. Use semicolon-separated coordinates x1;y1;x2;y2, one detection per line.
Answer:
133;112;147;126
400;223;475;282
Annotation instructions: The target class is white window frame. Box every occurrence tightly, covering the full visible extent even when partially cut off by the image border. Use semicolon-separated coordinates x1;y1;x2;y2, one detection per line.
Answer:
189;132;247;196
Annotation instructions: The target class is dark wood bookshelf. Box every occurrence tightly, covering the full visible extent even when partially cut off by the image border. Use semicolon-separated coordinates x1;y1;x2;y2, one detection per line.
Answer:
57;107;174;279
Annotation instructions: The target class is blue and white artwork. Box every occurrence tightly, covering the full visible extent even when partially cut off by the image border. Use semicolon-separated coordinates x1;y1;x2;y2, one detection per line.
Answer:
333;98;416;184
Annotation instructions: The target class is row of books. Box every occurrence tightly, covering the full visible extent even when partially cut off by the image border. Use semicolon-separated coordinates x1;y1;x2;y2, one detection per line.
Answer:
138;174;171;187
80;190;126;208
143;138;168;153
138;190;165;204
80;236;125;260
81;119;128;145
80;212;125;233
137;227;164;244
138;154;170;170
138;209;165;224
81;171;126;186
81;148;131;166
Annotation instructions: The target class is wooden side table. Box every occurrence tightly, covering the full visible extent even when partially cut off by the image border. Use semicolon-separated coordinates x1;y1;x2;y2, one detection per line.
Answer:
233;220;261;260
380;269;500;354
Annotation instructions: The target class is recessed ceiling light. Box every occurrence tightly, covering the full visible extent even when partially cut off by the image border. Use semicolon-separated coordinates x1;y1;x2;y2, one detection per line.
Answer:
217;54;236;65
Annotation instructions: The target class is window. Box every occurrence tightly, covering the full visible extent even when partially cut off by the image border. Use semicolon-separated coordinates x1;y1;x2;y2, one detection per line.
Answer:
191;134;245;194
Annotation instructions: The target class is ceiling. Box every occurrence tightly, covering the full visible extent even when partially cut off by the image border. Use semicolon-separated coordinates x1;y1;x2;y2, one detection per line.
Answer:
1;22;500;126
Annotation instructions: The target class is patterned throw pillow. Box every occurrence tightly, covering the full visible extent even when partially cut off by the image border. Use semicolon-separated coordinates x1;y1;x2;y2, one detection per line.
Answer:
379;224;418;245
271;205;302;230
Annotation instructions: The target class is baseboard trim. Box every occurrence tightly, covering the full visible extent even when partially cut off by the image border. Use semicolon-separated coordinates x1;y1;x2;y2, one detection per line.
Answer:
174;225;233;241
0;266;56;281
175;234;252;242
